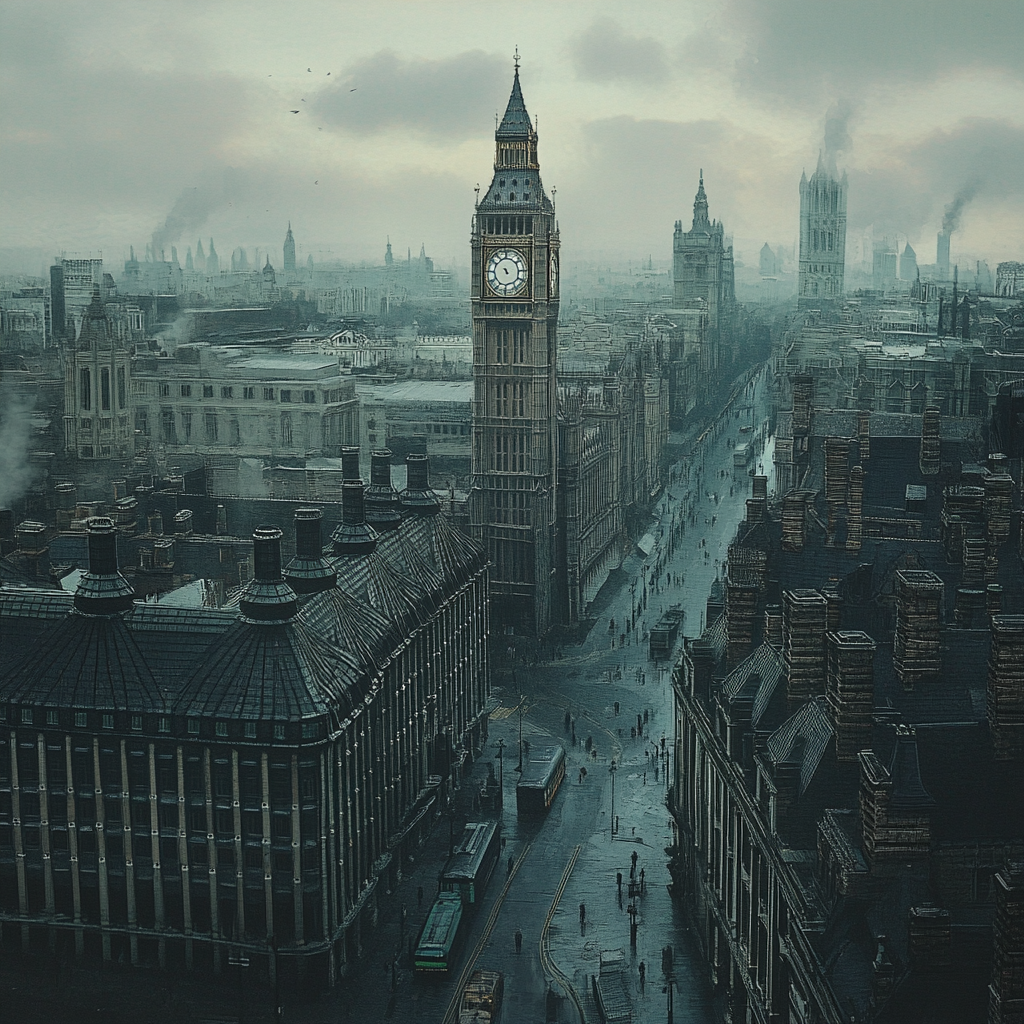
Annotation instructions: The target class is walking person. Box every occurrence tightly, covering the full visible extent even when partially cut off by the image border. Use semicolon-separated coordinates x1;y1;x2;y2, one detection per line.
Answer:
579;903;587;931
639;960;646;992
507;854;514;879
514;927;523;955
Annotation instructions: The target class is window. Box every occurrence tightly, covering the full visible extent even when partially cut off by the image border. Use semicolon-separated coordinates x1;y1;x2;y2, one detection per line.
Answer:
161;409;176;444
180;384;192;398
221;386;233;400
273;723;286;741
117;366;126;409
21;708;33;725
160;383;170;398
80;368;92;410
215;722;228;738
47;710;59;726
102;714;114;730
492;430;528;472
75;712;88;728
301;722;317;740
136;409;149;436
243;386;255;400
158;717;170;734
181;409;192;441
205;412;218;443
80;418;92;430
187;719;200;735
281;413;293;446
230;418;240;445
280;389;292;403
302;390;316;404
244;722;257;739
263;387;275;401
101;368;111;410
131;715;142;731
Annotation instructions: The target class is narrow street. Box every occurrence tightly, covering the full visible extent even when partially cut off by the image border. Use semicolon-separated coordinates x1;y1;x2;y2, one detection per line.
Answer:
303;365;776;1024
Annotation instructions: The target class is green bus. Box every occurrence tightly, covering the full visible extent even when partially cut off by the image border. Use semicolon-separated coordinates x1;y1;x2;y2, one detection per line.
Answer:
414;891;464;975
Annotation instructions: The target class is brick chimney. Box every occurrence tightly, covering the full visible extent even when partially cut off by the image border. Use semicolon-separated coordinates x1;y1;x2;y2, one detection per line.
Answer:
989;860;1024;1024
919;406;941;476
781;492;808;552
826;631;876;761
858;725;934;867
908;904;952;970
283;508;337;595
846;466;864;552
783;589;827;709
893;570;944;688
988;616;1024;762
857;409;871;462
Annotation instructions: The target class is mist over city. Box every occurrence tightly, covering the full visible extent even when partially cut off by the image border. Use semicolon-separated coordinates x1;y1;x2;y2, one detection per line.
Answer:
0;3;1022;1024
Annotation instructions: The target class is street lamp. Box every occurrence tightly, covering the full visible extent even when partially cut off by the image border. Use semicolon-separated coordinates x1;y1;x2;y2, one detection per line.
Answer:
496;739;504;809
516;698;524;773
609;759;618;839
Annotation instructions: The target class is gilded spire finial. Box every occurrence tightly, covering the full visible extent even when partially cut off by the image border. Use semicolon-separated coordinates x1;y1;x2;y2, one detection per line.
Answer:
513;46;520;71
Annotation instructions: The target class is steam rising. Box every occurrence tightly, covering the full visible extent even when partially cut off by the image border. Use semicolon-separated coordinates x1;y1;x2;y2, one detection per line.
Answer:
0;386;38;510
942;181;979;234
823;101;853;161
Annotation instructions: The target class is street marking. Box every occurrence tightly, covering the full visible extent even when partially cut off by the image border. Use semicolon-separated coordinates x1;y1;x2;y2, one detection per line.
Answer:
539;845;585;1024
440;841;534;1024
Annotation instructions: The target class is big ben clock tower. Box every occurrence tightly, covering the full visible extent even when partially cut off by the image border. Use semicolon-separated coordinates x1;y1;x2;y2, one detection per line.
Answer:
470;57;560;634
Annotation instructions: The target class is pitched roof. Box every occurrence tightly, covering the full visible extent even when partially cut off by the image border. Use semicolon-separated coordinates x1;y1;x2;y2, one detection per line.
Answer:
767;696;834;795
496;69;532;138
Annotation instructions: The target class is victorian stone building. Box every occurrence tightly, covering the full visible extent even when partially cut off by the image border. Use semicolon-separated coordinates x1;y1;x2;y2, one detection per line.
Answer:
0;454;489;989
670;402;1024;1020
798;154;848;306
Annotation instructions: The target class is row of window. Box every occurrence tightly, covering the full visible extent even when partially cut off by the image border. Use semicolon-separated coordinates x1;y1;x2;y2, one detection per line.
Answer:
492;430;529;473
494;381;526;417
481;214;534;235
145;383;338;404
78;365;127;412
3;707;321;742
492;326;530;364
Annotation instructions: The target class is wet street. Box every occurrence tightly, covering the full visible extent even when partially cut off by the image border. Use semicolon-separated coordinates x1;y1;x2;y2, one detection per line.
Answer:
312;365;776;1024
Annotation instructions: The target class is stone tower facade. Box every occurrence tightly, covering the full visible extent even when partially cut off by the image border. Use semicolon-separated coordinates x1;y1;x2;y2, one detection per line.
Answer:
63;286;134;461
470;64;560;634
798;155;848;305
672;172;734;332
283;222;296;275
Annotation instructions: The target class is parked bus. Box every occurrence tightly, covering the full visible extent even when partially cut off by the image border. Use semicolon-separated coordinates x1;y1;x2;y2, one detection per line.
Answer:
733;443;751;468
414;891;464;975
516;745;566;816
442;820;501;908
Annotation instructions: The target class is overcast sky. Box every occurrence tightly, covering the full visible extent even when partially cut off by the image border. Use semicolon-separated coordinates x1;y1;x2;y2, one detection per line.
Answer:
2;0;1022;275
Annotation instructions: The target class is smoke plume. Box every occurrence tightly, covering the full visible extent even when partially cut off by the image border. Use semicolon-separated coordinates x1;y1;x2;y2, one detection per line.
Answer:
0;385;38;509
823;100;853;161
941;181;979;234
150;168;245;254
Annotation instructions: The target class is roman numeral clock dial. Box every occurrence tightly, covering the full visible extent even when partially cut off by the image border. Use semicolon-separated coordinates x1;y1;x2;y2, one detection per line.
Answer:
486;248;528;297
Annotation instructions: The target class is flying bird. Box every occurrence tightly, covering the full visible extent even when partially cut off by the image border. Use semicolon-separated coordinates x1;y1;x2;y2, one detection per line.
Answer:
350;88;357;92
291;110;299;113
307;68;311;72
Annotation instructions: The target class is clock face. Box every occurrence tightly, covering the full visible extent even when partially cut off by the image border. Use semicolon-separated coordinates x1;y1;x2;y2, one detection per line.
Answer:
486;248;528;297
549;253;559;295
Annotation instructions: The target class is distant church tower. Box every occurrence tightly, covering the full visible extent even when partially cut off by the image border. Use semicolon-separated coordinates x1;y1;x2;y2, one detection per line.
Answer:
64;286;134;461
283;223;296;275
470;58;560;634
798;154;847;305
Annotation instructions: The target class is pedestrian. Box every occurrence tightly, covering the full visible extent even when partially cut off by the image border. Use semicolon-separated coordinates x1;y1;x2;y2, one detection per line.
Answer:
631;850;638;876
507;854;514;878
616;871;623;893
639;960;646;991
643;772;647;785
579;768;584;784
564;710;571;733
579;903;586;929
643;709;649;726
514;927;523;954
639;867;645;892
417;884;424;908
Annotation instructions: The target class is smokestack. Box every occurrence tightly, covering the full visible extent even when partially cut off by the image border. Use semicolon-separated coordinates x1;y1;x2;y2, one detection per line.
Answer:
893;570;944;688
826;630;876;761
365;449;403;532
783;589;828;709
401;453;440;516
239;526;298;623
74;517;135;615
284;508;337;595
331;481;378;557
341;445;361;481
936;232;950;279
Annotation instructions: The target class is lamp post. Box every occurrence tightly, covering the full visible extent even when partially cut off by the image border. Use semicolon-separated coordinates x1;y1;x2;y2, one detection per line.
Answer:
516;697;525;774
609;759;618;839
496;738;504;810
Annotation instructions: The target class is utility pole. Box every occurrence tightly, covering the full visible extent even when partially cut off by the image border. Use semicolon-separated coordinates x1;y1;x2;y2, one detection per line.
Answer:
609;759;618;838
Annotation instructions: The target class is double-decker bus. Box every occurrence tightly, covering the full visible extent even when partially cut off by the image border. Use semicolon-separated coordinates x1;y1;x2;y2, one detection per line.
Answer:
442;820;501;907
516;744;566;816
414;891;464;975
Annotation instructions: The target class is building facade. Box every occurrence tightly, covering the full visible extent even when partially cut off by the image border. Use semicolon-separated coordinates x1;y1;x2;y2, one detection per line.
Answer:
798;156;848;305
283;223;296;276
469;65;560;634
0;459;490;989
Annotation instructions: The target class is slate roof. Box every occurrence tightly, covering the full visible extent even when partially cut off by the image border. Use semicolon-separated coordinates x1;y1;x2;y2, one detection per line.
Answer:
496;69;532;138
718;641;784;728
766;696;834;796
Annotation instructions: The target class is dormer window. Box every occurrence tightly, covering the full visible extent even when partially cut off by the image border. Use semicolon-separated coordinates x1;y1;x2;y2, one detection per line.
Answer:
509;193;515;202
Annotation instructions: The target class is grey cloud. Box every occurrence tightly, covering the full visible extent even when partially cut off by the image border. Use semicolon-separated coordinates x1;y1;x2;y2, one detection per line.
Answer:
726;0;1024;105
823;101;854;160
845;118;1024;237
570;18;670;85
313;50;507;139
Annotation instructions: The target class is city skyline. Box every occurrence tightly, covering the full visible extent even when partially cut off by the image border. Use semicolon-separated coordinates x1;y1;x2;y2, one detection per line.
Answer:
1;1;1022;276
